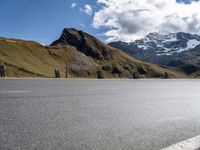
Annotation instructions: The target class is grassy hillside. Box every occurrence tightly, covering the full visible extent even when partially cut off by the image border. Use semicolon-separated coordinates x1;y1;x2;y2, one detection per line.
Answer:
0;36;186;78
0;38;96;77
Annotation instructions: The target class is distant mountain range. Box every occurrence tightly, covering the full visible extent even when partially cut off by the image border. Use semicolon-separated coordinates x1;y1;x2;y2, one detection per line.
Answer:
109;32;200;76
135;32;200;56
0;28;185;78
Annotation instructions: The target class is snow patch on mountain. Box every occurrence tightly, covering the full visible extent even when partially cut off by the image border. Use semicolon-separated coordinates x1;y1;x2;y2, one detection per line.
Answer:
132;32;200;56
164;37;177;42
187;39;200;49
173;39;200;54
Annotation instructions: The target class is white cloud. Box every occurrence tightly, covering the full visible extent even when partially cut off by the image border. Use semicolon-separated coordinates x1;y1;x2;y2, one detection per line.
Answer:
80;4;93;15
71;2;77;8
93;0;200;42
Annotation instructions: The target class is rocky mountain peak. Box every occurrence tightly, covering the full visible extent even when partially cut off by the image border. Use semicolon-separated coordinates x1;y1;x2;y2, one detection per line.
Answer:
51;28;86;46
51;28;113;60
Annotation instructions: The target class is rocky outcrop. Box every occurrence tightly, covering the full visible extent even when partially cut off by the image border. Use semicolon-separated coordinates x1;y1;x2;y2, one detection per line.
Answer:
51;28;111;60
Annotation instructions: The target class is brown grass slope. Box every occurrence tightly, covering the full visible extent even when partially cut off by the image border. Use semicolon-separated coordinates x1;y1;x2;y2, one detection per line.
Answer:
0;29;186;78
0;37;97;77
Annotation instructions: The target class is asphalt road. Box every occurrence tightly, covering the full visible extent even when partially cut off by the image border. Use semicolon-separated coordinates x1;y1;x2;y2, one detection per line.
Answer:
1;79;200;150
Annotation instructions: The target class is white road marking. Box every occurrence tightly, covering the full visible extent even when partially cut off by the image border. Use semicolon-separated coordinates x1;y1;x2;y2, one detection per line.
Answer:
161;135;200;150
0;90;30;93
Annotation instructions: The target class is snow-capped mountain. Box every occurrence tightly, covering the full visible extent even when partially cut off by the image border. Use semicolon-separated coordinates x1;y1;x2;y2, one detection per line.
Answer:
108;32;200;74
134;32;200;56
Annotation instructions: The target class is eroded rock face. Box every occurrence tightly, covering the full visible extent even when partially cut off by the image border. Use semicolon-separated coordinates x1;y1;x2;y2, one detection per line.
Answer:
51;28;110;60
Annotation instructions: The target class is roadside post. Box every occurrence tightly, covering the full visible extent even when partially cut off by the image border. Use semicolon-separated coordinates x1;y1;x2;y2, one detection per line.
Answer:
0;64;6;78
65;49;69;78
54;68;60;78
65;64;68;78
164;72;169;79
57;69;60;78
97;69;104;79
133;71;140;79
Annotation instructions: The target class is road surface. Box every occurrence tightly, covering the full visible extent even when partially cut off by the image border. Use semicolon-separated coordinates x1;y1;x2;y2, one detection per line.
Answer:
1;79;200;150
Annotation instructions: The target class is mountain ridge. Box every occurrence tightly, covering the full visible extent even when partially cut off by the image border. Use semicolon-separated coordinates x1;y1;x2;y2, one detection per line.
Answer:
0;28;186;78
110;32;200;56
108;32;200;76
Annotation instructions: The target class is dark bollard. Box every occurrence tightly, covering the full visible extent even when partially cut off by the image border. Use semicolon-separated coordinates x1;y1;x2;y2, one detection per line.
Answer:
133;71;140;79
57;69;60;78
54;69;57;78
0;69;2;78
164;72;169;79
97;69;104;79
0;64;6;78
54;68;60;78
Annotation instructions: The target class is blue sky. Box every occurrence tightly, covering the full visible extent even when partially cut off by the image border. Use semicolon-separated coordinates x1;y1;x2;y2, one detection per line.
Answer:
0;0;104;44
0;0;199;44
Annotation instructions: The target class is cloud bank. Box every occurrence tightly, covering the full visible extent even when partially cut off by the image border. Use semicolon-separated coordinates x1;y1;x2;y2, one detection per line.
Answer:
93;0;200;42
